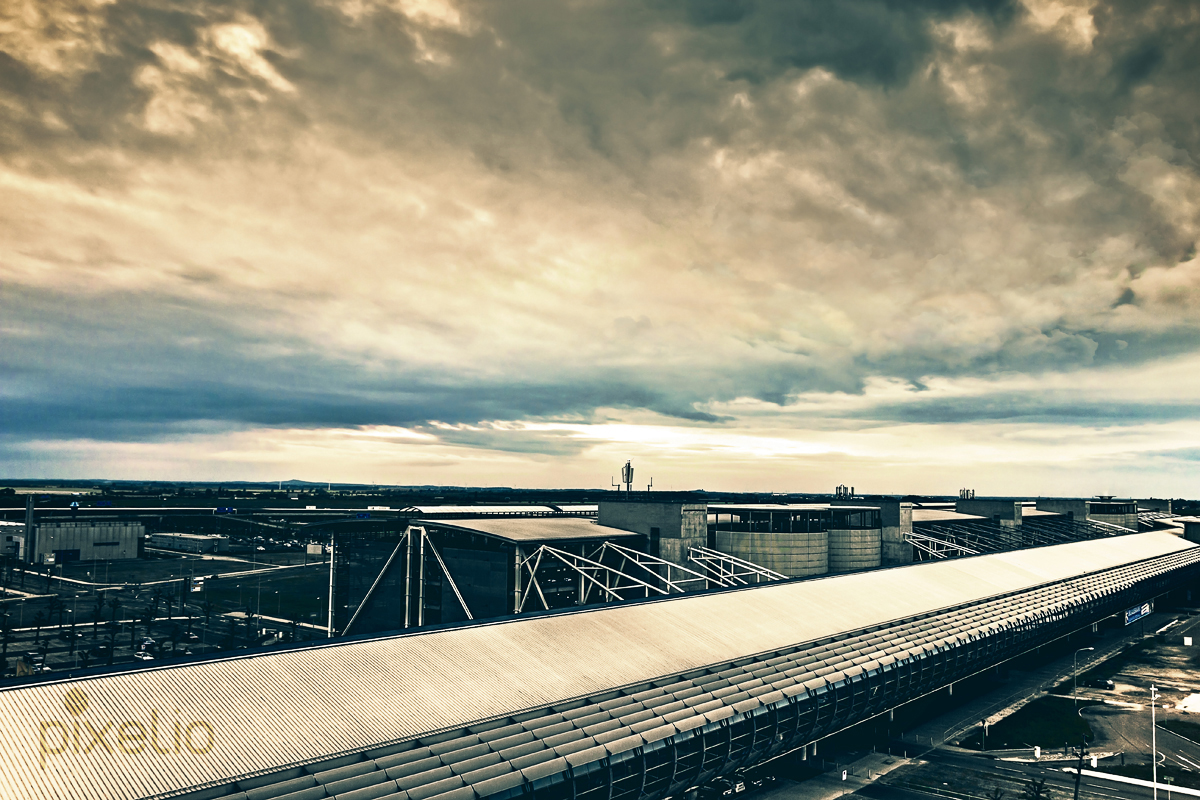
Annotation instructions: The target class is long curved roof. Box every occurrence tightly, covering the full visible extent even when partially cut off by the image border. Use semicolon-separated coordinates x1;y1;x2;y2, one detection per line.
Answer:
0;532;1194;800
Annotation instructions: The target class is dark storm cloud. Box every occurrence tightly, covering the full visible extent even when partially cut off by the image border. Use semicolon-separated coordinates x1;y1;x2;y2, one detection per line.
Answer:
2;0;1200;472
853;394;1200;426
677;0;1017;85
0;286;731;448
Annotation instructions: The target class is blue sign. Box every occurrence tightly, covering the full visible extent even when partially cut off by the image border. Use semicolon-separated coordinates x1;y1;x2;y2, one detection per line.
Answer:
1125;602;1151;625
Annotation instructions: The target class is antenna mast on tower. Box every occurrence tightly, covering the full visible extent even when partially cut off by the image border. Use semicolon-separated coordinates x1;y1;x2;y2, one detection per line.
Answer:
612;461;635;496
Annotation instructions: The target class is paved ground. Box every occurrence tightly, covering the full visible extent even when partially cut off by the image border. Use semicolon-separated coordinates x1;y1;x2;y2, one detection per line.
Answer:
753;609;1200;800
904;625;1142;748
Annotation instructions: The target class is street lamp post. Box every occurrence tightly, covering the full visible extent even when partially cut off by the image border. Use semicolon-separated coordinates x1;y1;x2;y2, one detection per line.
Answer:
1074;647;1095;710
1152;685;1160;800
1072;738;1090;800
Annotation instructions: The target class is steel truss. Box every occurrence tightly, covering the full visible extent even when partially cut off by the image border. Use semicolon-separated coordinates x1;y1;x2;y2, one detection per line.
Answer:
906;531;980;560
341;526;476;635
516;541;719;613
908;515;1135;562
687;546;788;585
346;531;794;631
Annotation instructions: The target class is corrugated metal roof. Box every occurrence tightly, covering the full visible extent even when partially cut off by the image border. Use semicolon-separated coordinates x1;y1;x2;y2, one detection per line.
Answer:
415;517;640;543
911;509;986;523
1;532;1194;800
402;506;559;516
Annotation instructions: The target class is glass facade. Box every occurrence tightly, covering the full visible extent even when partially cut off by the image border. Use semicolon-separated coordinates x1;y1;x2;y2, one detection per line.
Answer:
1091;502;1137;515
829;508;881;530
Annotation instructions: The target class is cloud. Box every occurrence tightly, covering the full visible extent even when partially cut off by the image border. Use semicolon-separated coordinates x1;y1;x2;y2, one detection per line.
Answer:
1;0;1199;490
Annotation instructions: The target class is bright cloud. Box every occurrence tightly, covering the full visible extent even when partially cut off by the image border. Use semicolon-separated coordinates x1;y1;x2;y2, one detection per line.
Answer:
1;0;1199;494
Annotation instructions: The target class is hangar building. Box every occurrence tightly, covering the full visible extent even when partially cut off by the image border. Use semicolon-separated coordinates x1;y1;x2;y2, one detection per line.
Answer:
29;520;143;563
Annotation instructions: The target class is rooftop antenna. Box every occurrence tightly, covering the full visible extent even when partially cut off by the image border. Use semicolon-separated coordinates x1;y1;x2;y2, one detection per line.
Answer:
613;461;635;496
646;477;653;493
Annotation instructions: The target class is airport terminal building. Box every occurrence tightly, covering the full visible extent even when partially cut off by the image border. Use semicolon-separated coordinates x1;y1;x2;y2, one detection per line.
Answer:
0;531;1196;800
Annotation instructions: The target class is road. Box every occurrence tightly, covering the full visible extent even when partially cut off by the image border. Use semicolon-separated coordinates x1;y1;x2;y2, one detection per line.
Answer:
859;748;1164;800
758;609;1200;800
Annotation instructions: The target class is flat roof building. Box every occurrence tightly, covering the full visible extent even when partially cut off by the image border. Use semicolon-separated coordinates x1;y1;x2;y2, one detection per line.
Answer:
334;517;646;636
31;520;142;563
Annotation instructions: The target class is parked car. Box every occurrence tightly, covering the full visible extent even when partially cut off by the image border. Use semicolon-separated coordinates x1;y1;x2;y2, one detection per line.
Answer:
696;769;776;798
133;651;154;662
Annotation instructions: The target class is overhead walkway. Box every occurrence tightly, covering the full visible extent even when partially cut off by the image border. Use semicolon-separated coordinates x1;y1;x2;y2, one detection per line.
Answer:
908;515;1131;560
1;533;1197;800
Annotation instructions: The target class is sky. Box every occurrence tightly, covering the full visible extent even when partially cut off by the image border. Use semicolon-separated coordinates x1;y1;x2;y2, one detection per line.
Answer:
1;0;1199;495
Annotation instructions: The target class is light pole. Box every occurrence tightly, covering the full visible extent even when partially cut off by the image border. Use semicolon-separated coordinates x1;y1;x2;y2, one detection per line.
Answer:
1074;647;1095;710
1152;685;1160;800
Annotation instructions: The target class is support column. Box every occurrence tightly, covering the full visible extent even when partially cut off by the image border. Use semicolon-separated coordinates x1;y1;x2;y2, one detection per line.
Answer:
514;547;523;614
326;531;335;638
578;548;586;606
24;495;35;564
404;530;412;629
417;528;426;628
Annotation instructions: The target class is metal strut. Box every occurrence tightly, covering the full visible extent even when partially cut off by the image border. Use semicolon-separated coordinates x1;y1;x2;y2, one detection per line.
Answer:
342;530;409;636
424;533;474;621
687;546;787;585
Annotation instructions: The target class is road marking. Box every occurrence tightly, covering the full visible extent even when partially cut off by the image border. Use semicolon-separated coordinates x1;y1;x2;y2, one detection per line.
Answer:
1082;787;1136;800
1173;752;1200;769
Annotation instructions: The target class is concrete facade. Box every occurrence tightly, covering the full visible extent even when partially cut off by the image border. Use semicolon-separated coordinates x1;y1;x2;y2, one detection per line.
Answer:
148;532;229;554
828;528;882;573
598;501;707;567
874;500;913;566
830;499;909;565
956;499;1023;527
1036;498;1089;519
1088;512;1139;531
712;530;828;577
1035;498;1138;532
1185;521;1200;544
34;521;142;562
1088;500;1139;532
1138;498;1173;513
1;520;24;559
